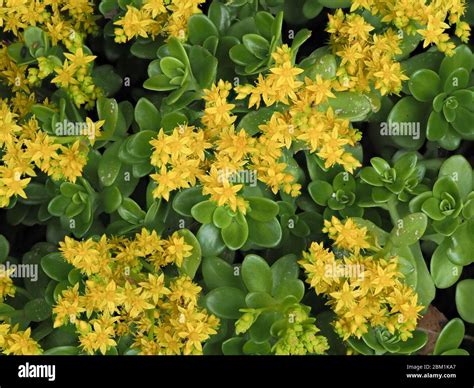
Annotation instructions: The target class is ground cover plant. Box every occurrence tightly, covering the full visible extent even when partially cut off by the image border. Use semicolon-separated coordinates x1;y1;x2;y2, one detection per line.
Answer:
0;0;473;356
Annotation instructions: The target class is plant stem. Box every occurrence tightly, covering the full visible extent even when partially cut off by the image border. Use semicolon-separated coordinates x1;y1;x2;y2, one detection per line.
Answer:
387;197;401;225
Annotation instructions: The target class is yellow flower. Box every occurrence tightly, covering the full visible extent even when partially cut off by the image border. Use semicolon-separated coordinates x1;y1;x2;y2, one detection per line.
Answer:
53;284;85;328
0;167;31;199
55;140;88;182
140;273;170;305
81;322;117;355
142;0;167;18
0;267;15;301
305;75;336;104
165;232;193;267
24;131;60;173
3;327;42;355
114;6;154;42
64;48;96;67
323;217;371;254
51;61;78;88
329;281;361;313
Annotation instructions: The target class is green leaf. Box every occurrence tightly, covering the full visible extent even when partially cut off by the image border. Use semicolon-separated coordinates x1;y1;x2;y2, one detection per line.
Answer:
161;111;188;132
249;312;280;344
430;238;462;289
126;130;156;158
273;279;305;302
97;97;118;140
202;256;242;290
43;346;79;355
41;253;74;282
433;318;465;355
452;106;474;140
101;186;123;214
167;37;191;69
427;111;449;141
24;26;48;55
0;234;10;262
208;1;231;32
308;180;333;205
205;287;246;319
396;330;428;354
221;216;248;250
455;279;474;323
447;220;474;266
360;167;383;187
188;14;219;46
229;44;258;66
92;65;123;97
317;0;351;7
24;298;51;322
270;254;299;293
134;98;160;131
393;153;418;181
191;200;217;224
327;92;372;121
143;75;176;91
48;196;70;217
212;207;233;229
247;197;279;222
443;68;469;93
177;229;201;279
189;46;218;89
408;69;441;102
421;197;444;221
98;142;122;187
441;349;470;355
242;254;273;294
250;12;270;40
386;96;428;150
303;0;323;18
242;34;270;59
173;187;207;217
160;57;185;79
439;156;472;200
347;336;375;355
245;292;275;308
247;217;282;248
197;224;226;257
439;45;473;84
242;339;271;355
222;337;245;355
117;198;145;224
390;213;427;246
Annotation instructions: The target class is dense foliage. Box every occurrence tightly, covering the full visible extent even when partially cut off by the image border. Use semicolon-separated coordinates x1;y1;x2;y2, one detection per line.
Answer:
0;0;473;356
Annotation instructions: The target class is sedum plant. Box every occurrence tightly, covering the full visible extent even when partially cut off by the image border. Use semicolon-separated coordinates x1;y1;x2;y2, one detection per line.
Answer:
0;0;473;358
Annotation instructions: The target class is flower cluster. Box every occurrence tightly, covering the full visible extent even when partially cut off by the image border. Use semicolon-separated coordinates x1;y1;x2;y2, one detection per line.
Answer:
114;0;206;43
350;0;471;54
53;229;219;355
271;305;329;355
235;301;329;355
299;217;423;342
0;101;98;206
150;125;211;202
0;0;98;44
0;325;42;355
236;45;362;173
327;10;408;95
